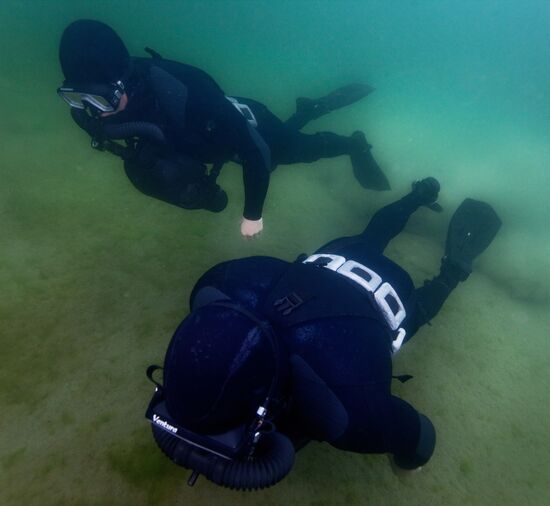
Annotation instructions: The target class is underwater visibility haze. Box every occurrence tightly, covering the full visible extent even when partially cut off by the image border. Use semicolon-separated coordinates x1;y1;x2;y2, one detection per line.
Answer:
0;0;549;504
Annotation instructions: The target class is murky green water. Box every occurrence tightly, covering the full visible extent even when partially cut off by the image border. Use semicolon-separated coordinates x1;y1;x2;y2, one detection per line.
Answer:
1;1;549;504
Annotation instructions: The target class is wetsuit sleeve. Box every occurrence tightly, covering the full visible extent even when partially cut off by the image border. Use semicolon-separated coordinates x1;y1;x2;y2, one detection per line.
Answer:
211;98;271;220
239;123;271;220
381;396;436;469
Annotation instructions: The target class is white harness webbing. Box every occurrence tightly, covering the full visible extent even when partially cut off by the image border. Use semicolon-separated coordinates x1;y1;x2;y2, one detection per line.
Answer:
303;254;407;353
226;96;258;127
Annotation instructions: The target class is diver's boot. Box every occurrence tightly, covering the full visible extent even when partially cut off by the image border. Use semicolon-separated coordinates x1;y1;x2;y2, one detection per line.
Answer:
442;198;502;281
411;177;443;212
349;131;391;191
414;262;465;325
288;83;376;130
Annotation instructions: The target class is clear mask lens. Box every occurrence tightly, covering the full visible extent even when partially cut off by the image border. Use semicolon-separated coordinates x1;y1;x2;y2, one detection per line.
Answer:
57;87;117;112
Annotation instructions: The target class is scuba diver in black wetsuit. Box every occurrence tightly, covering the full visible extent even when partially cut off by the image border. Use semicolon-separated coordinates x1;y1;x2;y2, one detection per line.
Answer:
143;179;502;490
57;20;390;238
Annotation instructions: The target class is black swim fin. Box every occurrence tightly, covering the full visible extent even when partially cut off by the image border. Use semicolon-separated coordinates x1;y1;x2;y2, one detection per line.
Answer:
349;131;391;191
295;83;375;121
444;198;502;278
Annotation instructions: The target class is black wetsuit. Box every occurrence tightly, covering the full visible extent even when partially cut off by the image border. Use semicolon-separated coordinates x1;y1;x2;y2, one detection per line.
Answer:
184;191;461;468
97;57;354;218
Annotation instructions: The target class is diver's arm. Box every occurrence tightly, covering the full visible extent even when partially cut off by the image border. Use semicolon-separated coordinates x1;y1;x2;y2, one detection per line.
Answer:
238;124;271;238
149;64;271;236
239;122;271;222
194;99;272;230
212;98;272;237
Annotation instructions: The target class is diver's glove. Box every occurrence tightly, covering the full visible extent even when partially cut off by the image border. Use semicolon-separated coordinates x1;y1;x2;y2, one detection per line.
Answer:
241;217;263;239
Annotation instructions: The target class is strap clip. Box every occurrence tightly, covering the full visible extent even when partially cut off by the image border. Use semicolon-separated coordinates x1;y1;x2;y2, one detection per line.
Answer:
273;292;304;316
146;365;164;390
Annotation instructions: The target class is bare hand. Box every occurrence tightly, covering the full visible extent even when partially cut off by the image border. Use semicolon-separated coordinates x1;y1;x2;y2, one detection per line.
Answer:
241;217;263;239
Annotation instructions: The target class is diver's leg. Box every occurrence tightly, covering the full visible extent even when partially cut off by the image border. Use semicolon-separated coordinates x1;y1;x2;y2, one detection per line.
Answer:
274;130;354;164
411;199;502;331
245;97;384;190
358;178;441;253
317;178;440;255
275;128;390;191
284;83;375;131
411;263;464;331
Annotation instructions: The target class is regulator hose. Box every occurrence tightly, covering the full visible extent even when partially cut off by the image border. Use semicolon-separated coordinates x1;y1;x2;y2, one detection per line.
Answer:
152;426;295;490
102;121;166;144
70;108;166;144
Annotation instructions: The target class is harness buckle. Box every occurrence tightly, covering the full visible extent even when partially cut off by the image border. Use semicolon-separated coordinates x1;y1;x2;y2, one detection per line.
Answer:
273;292;304;316
226;96;258;127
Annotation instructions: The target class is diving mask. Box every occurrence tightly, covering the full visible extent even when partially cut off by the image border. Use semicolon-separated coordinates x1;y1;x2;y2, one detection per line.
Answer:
57;80;125;113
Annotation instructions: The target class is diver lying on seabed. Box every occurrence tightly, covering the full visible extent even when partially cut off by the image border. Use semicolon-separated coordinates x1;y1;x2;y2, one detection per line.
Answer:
57;19;390;238
144;178;502;490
